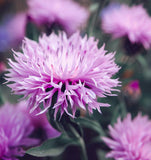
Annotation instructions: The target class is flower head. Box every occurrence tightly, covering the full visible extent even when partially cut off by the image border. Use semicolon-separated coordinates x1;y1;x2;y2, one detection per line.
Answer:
27;0;89;35
0;103;38;160
7;32;120;118
101;3;151;49
102;114;151;160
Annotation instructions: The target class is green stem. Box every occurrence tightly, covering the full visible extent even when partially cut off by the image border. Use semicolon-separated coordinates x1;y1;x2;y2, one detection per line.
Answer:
68;124;80;139
66;123;88;160
0;87;6;105
89;0;108;37
60;115;88;160
79;137;88;160
118;93;127;117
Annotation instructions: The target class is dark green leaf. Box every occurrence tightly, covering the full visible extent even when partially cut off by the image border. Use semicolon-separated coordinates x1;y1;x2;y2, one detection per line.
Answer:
59;114;83;138
26;133;79;157
75;118;106;136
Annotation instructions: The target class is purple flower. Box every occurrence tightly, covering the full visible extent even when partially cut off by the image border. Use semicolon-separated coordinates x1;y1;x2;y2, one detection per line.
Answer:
123;80;141;101
7;32;120;118
128;80;140;90
0;13;26;52
27;0;89;35
102;114;151;160
0;103;38;160
101;3;151;49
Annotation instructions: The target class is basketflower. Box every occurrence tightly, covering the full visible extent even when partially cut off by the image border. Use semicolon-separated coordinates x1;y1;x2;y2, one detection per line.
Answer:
27;0;89;35
7;32;120;118
102;114;151;160
101;3;151;49
0;103;38;160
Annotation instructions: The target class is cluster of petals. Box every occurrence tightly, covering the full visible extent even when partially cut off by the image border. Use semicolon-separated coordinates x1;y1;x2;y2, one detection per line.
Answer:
102;114;151;160
0;103;38;160
0;13;26;52
27;0;89;35
101;3;151;49
7;32;120;118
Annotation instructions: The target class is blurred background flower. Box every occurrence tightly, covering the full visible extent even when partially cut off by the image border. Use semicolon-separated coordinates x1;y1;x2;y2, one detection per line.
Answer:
0;13;26;52
101;3;151;55
123;80;141;102
27;0;89;35
102;113;151;160
0;103;39;160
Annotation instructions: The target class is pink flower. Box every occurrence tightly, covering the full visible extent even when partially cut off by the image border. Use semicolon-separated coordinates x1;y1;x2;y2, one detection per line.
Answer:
123;80;141;101
128;80;140;91
0;13;26;52
0;103;38;160
102;114;151;160
7;32;120;118
101;3;151;49
27;0;89;35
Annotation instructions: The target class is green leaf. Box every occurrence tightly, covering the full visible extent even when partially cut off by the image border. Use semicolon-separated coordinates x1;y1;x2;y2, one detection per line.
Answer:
59;114;83;138
26;133;79;157
75;118;106;136
111;102;127;125
137;55;147;68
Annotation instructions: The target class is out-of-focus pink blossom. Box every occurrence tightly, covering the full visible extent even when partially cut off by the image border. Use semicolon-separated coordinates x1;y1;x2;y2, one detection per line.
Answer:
7;32;120;118
27;0;89;35
101;3;151;49
102;113;151;160
123;80;141;101
0;103;38;160
0;13;27;52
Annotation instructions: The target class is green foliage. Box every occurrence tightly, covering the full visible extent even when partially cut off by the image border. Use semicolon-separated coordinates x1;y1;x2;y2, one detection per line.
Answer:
26;133;79;157
75;117;106;136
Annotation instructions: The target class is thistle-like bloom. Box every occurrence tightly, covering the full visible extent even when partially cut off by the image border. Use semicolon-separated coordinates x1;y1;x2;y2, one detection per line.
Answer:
101;3;151;49
27;0;89;35
0;103;38;160
102;114;151;160
7;32;120;118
